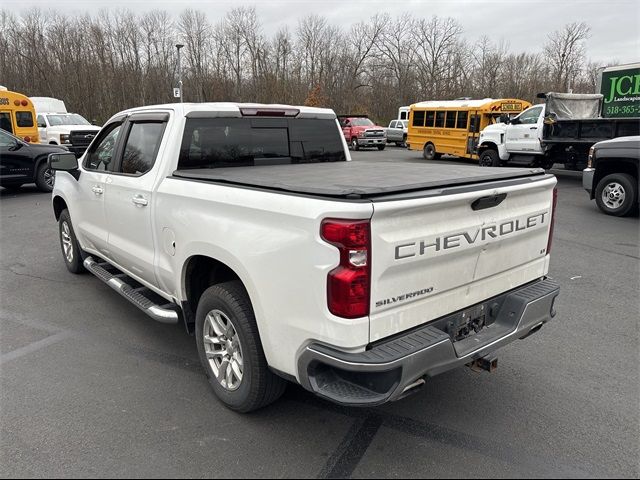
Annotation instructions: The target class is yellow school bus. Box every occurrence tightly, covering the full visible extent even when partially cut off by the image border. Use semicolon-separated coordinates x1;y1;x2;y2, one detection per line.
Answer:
0;87;39;143
407;98;531;161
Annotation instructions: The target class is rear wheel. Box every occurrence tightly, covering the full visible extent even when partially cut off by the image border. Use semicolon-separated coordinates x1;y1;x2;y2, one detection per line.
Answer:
351;137;360;151
35;163;55;192
595;173;638;217
422;143;437;160
479;149;500;167
195;281;287;412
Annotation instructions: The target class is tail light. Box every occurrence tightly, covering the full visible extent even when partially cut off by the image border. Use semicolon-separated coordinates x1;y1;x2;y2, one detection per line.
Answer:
321;219;371;318
546;187;558;254
21;99;28;106
23;136;31;143
240;107;299;117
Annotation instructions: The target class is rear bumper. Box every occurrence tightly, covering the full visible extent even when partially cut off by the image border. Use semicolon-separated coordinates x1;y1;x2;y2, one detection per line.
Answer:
583;168;595;197
297;277;559;406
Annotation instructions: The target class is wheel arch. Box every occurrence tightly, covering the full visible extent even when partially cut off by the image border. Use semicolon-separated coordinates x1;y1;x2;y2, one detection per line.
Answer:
52;195;68;221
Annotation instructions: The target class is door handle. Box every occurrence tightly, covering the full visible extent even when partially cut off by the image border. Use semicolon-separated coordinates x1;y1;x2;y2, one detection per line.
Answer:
132;195;148;207
530;127;538;130
92;185;104;195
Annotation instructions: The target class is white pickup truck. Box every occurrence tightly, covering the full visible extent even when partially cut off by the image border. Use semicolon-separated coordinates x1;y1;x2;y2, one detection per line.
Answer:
49;102;560;412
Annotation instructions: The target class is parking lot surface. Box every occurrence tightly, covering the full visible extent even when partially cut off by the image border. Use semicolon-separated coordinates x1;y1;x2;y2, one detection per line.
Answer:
1;147;638;478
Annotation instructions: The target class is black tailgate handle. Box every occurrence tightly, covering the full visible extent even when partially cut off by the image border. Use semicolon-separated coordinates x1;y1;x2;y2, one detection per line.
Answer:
471;193;507;210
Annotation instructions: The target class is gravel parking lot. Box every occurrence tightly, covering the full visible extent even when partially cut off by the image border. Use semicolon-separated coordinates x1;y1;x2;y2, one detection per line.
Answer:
1;146;638;478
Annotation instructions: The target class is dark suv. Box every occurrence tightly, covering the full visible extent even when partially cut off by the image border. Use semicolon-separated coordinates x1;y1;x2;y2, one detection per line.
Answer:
583;136;639;216
0;128;68;192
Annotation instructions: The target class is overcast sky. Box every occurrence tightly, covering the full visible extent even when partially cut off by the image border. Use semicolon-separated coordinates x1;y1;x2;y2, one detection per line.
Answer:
14;0;640;64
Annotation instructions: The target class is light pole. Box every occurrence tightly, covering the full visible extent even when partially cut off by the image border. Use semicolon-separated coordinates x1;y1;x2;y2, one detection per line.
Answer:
176;44;184;103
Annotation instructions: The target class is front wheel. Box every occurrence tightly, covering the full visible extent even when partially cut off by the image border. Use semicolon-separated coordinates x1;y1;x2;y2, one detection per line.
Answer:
35;163;55;192
479;149;500;167
594;173;638;217
377;144;386;151
58;209;85;273
195;281;287;412
351;137;360;151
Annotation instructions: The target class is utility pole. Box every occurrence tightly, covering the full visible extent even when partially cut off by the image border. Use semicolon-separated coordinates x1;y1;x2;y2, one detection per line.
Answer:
176;44;184;102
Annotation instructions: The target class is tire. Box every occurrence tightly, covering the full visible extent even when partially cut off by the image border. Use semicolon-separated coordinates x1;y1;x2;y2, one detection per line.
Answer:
594;173;638;217
58;209;85;274
479;149;500;167
402;134;407;148
195;281;287;413
35;163;55;192
422;143;437;160
351;137;360;151
377;144;386;151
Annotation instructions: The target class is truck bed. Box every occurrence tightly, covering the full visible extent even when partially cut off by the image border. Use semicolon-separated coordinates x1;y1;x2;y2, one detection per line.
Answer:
173;161;546;199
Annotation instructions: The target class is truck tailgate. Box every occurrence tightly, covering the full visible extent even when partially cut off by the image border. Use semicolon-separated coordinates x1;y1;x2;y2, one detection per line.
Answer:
369;175;556;342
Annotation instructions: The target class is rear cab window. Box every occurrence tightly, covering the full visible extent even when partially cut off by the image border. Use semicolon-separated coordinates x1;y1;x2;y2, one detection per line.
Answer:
178;117;346;169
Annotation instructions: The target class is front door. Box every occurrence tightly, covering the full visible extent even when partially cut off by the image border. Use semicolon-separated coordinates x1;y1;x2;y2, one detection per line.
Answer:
505;105;544;154
105;116;168;286
74;121;124;256
37;115;47;143
0;129;31;184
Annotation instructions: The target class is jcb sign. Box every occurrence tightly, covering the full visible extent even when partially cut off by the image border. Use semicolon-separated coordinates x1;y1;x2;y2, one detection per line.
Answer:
600;64;640;118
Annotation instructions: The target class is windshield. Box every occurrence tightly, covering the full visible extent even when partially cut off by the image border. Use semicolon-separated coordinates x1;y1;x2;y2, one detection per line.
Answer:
350;118;374;127
46;114;91;126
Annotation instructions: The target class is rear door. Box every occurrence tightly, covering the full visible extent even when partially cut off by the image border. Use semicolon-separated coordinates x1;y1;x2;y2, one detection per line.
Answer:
368;175;556;341
104;113;168;285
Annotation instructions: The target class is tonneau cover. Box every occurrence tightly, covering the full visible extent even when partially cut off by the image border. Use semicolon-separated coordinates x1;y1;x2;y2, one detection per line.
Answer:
173;162;545;198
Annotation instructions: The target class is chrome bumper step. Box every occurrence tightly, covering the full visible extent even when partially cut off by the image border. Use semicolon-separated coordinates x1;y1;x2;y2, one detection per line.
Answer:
83;256;180;324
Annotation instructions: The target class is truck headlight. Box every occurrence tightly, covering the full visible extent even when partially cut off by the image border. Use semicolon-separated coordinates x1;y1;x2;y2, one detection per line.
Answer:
358;132;365;138
587;146;594;168
60;134;70;144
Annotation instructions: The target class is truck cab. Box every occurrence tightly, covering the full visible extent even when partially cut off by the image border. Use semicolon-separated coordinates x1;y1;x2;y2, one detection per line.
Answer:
338;115;386;151
36;112;100;147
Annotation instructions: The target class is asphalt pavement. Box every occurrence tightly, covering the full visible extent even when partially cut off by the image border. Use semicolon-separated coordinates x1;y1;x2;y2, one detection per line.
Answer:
1;147;638;478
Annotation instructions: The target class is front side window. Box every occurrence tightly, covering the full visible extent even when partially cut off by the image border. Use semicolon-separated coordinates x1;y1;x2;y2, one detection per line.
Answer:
16;111;34;128
120;122;166;175
84;124;122;171
517;106;543;125
37;115;46;128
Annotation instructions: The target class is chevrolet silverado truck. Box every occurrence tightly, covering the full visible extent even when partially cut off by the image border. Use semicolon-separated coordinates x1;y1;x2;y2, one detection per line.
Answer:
583;136;639;216
338;115;386;151
49;102;560;412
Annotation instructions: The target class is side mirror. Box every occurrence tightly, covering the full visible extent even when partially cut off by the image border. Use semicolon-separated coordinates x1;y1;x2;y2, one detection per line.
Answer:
48;152;79;175
499;114;510;124
9;140;24;151
510;116;520;125
91;119;98;126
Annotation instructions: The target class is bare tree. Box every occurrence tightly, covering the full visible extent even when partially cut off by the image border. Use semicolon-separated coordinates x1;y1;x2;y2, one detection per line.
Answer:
544;22;591;92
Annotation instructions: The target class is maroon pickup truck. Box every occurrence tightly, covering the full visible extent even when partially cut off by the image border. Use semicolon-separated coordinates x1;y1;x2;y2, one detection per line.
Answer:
338;115;386;151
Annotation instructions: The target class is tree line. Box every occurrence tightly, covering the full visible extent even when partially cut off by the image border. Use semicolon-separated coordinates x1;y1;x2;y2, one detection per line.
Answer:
0;8;601;124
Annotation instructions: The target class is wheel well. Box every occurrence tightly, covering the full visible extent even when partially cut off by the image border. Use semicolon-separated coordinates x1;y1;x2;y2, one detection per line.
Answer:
183;255;242;332
594;159;638;193
478;142;498;154
53;196;67;220
49;141;58;145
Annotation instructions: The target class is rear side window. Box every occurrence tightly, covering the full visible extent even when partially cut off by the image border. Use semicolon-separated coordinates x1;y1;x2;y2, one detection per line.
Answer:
16;111;34;128
456;111;468;129
425;111;435;127
445;111;456;128
178;117;345;169
412;111;425;127
120;122;166;175
435;111;445;128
